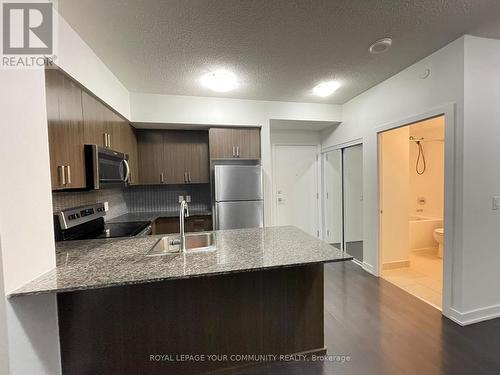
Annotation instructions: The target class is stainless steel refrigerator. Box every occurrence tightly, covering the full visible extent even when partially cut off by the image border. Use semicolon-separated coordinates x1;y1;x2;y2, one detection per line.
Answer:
214;165;264;230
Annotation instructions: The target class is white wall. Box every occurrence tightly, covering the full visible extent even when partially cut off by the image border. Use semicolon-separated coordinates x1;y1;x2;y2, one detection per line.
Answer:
322;37;465;320
0;238;10;375
131;93;342;225
270;128;322;145
462;36;500;316
0;68;61;374
380;127;410;264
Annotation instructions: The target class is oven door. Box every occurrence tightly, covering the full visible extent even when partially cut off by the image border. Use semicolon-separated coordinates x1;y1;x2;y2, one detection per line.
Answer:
85;145;129;189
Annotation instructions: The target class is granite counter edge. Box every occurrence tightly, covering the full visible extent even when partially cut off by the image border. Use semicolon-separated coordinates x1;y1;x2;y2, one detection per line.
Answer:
8;256;352;298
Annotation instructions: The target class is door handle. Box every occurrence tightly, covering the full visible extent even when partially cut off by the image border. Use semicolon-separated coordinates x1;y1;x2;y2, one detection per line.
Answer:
66;165;71;185
122;159;130;182
58;165;66;186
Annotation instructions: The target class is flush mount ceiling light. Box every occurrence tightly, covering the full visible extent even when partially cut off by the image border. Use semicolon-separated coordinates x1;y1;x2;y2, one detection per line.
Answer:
200;69;238;92
312;80;341;97
369;37;393;54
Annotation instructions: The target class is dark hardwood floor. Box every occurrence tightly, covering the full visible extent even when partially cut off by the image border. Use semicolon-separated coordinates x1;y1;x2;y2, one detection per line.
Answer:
230;261;500;375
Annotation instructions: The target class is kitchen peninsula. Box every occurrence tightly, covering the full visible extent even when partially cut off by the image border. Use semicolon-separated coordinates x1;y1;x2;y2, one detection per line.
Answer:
11;226;351;374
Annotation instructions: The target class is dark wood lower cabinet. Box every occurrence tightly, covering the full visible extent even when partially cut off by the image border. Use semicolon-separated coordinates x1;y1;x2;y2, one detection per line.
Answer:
152;215;212;235
57;264;325;375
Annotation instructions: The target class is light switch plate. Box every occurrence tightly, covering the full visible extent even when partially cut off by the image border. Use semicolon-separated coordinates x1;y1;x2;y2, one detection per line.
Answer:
186;195;191;203
103;201;109;211
493;196;500;210
178;195;184;203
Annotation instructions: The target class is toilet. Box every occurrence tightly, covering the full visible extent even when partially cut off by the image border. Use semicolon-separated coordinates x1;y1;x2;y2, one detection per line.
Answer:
433;228;444;258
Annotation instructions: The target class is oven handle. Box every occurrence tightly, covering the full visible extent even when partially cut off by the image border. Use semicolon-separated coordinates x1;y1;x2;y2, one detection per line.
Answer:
122;159;130;182
136;225;152;236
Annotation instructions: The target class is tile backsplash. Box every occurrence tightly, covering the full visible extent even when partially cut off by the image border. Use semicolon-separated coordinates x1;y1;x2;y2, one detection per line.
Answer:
52;188;128;219
52;184;211;220
124;184;211;213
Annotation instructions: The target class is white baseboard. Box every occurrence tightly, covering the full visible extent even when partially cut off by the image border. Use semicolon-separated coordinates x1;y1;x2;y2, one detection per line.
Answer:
447;303;500;326
411;247;438;253
382;260;410;270
362;261;375;275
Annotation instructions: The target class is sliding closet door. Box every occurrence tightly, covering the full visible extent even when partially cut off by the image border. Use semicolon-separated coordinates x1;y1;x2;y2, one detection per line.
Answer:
324;150;343;249
342;144;363;262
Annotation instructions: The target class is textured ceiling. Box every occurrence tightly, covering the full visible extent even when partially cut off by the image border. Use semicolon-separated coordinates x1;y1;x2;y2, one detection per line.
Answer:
58;0;500;104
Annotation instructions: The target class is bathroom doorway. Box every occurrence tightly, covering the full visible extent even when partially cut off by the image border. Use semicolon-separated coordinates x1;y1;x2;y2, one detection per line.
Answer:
379;116;445;309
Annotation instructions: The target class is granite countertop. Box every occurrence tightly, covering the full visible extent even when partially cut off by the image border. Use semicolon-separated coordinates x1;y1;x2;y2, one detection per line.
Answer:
108;209;212;223
9;226;351;298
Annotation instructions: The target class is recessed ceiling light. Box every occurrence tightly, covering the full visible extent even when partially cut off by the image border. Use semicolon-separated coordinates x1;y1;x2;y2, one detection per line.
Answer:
312;80;341;97
369;38;393;54
200;69;238;92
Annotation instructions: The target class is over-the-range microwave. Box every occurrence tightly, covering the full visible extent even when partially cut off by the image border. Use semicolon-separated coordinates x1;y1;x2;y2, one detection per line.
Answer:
84;144;130;189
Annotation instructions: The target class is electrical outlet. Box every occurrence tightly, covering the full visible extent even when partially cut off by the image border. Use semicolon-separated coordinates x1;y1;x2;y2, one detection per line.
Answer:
178;195;184;203
186;195;191;203
493;196;500;210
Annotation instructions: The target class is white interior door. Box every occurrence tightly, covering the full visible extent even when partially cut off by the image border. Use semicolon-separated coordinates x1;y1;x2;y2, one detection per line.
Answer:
274;145;318;237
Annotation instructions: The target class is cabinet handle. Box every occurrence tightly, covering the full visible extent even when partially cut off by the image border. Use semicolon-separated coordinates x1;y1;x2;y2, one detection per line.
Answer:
107;134;112;148
66;165;71;185
188;172;192;183
58;165;66;186
160;172;164;183
236;146;240;157
103;133;108;147
184;171;187;183
232;146;236;157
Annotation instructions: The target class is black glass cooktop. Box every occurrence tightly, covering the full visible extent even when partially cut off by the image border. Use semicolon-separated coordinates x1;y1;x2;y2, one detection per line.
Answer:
94;221;151;239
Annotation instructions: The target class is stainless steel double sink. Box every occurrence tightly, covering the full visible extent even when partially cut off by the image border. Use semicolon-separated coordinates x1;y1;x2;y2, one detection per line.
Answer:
146;232;216;256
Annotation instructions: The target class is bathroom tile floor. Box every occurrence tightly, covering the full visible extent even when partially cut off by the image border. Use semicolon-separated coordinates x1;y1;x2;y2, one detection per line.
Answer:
382;249;443;309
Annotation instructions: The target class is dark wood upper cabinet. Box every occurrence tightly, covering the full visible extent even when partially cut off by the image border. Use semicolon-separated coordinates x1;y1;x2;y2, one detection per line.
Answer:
137;130;165;184
47;67;138;190
165;131;209;184
82;90;107;147
45;68;86;190
137;130;209;185
238;128;261;159
209;127;260;159
123;124;139;184
81;91;135;155
81;83;139;184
